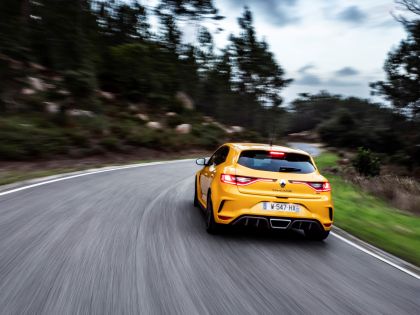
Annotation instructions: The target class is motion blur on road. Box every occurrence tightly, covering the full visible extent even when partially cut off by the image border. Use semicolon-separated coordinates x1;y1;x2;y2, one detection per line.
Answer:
1;0;420;314
0;157;419;314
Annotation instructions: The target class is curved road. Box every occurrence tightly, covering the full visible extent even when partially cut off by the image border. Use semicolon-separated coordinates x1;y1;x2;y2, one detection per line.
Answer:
0;160;419;314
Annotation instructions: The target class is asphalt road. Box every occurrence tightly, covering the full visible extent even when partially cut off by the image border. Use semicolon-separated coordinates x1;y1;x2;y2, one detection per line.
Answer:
287;142;322;157
0;160;419;315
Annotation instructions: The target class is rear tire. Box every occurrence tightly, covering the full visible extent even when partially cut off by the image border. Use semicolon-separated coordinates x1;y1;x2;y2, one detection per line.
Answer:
305;225;330;241
206;193;220;234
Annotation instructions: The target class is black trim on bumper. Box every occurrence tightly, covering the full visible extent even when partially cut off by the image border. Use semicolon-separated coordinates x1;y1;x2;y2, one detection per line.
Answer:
231;215;324;231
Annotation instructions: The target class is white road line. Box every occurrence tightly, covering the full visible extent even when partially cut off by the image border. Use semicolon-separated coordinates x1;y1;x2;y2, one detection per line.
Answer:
332;232;420;280
0;159;194;197
1;160;419;281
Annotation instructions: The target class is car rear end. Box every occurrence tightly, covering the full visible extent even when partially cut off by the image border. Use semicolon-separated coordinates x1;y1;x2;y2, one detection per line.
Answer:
213;146;333;239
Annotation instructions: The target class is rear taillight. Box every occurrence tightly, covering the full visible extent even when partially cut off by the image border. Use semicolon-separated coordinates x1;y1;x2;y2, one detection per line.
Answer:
221;174;273;186
290;181;331;192
220;174;237;185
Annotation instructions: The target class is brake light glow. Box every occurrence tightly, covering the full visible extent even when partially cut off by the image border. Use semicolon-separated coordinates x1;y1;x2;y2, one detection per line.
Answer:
221;174;273;186
269;151;285;158
290;180;331;192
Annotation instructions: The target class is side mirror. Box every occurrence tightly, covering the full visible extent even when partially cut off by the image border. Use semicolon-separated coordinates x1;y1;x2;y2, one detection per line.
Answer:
196;158;209;166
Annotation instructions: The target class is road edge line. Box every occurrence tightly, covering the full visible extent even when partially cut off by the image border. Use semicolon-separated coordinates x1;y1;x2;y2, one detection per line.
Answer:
0;158;195;197
331;228;420;280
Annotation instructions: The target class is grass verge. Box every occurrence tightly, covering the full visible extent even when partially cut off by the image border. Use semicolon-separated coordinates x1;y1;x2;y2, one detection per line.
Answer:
0;153;205;187
316;152;420;266
0;168;85;186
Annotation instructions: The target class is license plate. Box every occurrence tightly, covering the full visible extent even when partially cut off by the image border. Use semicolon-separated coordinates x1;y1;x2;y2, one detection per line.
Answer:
262;202;300;213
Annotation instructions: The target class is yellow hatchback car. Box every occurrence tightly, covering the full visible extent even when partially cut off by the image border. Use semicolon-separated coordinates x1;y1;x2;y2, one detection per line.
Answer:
194;143;333;240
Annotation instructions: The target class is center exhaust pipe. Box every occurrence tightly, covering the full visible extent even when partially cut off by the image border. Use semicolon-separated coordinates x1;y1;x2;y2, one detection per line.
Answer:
269;219;291;229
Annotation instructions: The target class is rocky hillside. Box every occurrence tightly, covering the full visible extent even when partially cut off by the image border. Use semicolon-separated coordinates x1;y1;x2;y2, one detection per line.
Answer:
0;54;262;161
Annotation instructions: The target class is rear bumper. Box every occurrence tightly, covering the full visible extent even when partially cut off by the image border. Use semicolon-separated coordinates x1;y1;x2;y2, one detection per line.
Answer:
212;183;333;231
231;215;325;231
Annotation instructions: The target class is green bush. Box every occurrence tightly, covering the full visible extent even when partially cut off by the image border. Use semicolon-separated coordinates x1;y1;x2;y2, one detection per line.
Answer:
166;115;184;128
0;143;27;160
72;116;108;136
23;95;44;112
192;124;225;149
318;109;360;148
124;128;157;147
0;123;70;160
79;145;106;157
65;130;90;147
352;147;381;177
100;137;120;151
157;133;197;151
166;98;185;114
110;122;135;139
64;69;96;99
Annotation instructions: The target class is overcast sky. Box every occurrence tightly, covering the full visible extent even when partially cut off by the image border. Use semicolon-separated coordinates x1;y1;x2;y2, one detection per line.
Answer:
209;0;408;104
145;0;408;105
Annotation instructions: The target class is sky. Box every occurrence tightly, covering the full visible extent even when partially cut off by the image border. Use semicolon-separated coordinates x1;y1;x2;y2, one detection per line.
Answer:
209;0;407;104
144;0;409;105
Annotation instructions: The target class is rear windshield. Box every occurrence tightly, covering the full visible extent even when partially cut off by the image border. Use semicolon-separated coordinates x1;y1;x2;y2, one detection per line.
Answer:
238;150;316;174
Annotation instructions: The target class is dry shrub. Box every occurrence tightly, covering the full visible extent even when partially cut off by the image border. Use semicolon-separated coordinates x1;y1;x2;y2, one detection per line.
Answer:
349;175;420;215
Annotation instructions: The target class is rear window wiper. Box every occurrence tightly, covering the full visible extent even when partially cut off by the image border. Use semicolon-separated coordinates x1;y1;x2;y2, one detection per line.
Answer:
278;167;302;173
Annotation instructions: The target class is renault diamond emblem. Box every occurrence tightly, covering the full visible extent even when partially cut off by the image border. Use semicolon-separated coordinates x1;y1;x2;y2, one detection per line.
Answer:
280;179;286;188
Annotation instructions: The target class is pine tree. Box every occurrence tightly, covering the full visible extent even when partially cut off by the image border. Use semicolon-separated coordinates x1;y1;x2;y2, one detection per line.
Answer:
371;20;420;118
0;0;30;58
157;0;222;21
230;7;291;108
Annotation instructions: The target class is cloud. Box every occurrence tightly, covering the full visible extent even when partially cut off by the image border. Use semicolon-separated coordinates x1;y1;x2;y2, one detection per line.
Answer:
335;67;359;76
336;6;367;24
295;65;363;87
298;64;315;74
295;64;322;85
296;74;322;86
326;79;361;87
296;75;361;87
226;0;300;26
374;19;400;29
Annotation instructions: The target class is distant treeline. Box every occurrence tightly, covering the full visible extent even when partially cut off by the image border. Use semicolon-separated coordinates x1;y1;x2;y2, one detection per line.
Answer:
285;92;420;168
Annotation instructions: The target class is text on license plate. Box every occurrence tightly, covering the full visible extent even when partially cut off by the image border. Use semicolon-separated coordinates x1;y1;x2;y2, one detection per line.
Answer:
262;202;300;212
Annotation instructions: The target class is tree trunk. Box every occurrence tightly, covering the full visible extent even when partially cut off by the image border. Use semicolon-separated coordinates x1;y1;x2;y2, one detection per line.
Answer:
20;0;30;26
